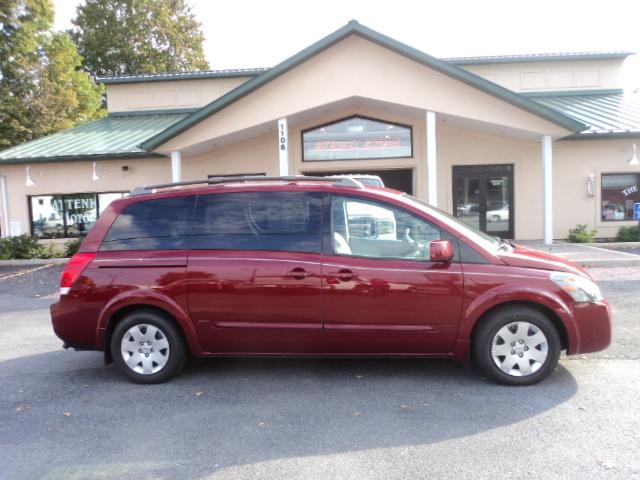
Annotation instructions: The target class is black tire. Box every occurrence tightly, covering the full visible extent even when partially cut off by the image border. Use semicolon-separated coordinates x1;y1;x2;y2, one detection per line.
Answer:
111;310;186;384
473;305;561;386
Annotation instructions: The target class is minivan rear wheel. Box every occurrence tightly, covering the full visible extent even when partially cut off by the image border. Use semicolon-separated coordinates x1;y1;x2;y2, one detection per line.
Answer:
473;305;561;386
111;310;186;384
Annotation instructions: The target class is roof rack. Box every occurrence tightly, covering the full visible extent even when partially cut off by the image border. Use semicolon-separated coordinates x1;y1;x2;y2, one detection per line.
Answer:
130;175;364;195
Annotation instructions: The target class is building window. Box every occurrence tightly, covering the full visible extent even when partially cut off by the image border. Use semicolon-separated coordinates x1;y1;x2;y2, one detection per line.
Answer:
302;116;412;161
601;174;639;221
30;192;127;238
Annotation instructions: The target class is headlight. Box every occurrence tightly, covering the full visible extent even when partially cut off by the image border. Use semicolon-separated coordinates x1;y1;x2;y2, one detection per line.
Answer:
550;272;603;303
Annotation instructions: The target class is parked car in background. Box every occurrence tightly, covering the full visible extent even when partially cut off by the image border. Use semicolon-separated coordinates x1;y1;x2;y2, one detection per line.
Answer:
51;176;611;385
487;205;510;223
327;174;385;188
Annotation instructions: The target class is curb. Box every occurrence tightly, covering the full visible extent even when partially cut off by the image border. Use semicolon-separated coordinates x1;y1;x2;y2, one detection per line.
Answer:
589;242;640;249
575;259;640;268
0;258;69;267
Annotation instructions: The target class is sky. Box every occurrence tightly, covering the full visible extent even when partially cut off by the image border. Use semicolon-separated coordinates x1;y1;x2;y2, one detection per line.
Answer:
53;0;640;89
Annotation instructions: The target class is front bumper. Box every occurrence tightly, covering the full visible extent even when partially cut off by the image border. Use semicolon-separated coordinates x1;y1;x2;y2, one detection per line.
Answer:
568;300;612;355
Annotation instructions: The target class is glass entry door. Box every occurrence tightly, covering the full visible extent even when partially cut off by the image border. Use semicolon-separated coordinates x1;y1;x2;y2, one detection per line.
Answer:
452;164;514;239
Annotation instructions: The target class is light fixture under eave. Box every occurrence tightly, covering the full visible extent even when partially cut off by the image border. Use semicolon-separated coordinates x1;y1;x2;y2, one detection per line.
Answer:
628;144;640;166
92;161;100;181
25;166;35;186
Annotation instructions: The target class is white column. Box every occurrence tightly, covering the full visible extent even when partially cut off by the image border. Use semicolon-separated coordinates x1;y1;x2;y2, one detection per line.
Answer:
426;110;437;206
0;175;9;238
170;150;182;183
542;135;553;245
278;117;289;176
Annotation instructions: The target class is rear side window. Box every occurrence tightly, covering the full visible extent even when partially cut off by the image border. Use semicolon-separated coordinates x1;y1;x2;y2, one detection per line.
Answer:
191;192;322;253
101;196;195;251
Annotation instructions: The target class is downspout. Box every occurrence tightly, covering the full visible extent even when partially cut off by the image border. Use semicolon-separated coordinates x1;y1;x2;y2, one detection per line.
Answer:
0;175;9;238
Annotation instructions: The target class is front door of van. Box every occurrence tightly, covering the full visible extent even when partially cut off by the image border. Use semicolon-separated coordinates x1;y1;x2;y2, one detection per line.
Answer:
321;195;464;354
186;191;324;354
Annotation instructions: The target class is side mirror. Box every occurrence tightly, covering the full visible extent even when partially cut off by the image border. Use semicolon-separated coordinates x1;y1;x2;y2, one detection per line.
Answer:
430;239;453;263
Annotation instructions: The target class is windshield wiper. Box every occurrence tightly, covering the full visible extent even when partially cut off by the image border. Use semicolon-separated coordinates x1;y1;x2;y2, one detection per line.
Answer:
494;237;512;251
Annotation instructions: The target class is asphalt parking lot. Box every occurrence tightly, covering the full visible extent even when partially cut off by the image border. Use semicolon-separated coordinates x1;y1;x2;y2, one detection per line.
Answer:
1;264;639;479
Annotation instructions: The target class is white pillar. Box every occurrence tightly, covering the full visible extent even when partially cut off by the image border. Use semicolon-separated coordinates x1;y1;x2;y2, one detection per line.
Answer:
171;150;182;183
542;135;553;245
278;117;289;176
0;175;9;238
426;111;437;206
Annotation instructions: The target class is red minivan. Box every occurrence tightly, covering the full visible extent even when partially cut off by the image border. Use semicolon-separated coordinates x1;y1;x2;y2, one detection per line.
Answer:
50;176;612;385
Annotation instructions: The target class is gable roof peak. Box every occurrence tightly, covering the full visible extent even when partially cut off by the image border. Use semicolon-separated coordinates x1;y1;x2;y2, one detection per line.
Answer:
140;21;585;151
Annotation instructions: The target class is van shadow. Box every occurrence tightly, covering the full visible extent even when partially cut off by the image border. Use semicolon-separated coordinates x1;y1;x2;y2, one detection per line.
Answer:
1;350;578;480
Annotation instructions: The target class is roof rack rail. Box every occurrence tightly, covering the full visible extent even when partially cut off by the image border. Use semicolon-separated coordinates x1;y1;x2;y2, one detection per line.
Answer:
130;175;363;195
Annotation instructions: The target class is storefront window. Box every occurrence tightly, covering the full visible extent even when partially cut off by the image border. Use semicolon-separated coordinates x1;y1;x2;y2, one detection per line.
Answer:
302;116;412;161
601;174;639;221
30;192;127;238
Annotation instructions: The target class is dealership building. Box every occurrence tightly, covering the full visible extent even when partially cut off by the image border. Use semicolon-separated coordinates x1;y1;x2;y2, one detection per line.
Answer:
0;21;639;243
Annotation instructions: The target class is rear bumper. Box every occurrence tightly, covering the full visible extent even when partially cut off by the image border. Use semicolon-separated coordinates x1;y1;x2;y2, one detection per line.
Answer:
568;300;612;355
50;298;100;351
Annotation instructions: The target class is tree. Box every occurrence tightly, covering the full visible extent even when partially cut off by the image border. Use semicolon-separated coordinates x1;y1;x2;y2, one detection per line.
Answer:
0;0;104;149
0;0;53;148
33;32;104;138
71;0;209;77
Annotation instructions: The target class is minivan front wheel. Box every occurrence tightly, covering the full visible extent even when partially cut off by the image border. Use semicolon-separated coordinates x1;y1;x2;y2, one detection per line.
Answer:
111;310;186;384
473;306;561;386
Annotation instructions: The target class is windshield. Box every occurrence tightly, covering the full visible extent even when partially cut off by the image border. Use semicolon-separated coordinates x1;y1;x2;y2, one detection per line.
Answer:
401;194;504;252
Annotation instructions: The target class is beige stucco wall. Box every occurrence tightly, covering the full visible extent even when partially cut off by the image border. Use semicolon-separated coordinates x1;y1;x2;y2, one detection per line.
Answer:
182;131;280;178
553;138;640;238
460;59;625;92
157;34;571;154
0;157;171;236
2;129;638;240
106;77;254;113
180;113;639;240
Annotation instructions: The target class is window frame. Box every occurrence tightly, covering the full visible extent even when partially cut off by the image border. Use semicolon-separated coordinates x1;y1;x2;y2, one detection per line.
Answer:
324;193;453;262
301;115;413;162
28;191;127;238
600;172;640;222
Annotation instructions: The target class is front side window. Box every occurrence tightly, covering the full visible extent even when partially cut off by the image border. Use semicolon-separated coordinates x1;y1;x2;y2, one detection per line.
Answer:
191;192;322;253
303;116;412;161
30;192;126;238
601;174;639;221
331;196;441;260
101;196;195;251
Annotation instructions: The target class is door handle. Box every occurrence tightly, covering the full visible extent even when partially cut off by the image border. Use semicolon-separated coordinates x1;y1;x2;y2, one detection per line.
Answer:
329;269;357;281
285;267;309;280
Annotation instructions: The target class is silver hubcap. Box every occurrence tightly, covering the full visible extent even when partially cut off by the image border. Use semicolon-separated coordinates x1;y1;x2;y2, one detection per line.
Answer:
491;321;548;377
120;324;170;375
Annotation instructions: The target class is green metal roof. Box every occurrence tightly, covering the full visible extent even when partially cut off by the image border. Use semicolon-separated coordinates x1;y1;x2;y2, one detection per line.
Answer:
529;91;640;138
140;20;586;151
0;112;188;164
443;51;634;65
98;68;269;84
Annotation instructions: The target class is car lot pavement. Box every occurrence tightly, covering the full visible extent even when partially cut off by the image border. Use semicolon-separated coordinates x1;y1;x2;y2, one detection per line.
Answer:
0;263;639;479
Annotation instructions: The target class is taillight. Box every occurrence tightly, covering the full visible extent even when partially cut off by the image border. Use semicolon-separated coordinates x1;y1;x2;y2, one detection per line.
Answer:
60;253;95;295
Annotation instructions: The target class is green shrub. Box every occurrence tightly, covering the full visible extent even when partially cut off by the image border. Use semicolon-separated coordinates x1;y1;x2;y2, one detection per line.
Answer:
0;235;43;259
616;225;640;242
567;224;596;243
39;243;64;259
0;235;64;259
64;238;83;257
